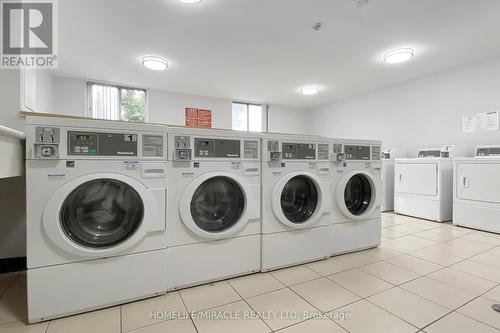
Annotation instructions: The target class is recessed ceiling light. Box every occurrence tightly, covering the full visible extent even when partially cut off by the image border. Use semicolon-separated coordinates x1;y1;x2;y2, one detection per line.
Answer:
383;48;415;64
141;56;168;71
301;86;319;96
178;0;202;3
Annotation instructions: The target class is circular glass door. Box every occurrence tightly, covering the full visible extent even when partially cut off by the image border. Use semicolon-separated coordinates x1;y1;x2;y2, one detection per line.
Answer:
280;175;318;223
190;176;245;232
60;179;144;248
344;174;372;215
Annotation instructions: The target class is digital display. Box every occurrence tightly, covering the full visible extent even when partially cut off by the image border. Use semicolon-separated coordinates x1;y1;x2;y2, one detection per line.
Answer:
76;135;91;141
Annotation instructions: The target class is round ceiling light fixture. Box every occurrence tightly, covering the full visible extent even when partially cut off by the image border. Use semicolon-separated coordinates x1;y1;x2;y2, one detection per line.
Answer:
141;56;169;71
301;86;319;96
178;0;202;3
383;48;415;64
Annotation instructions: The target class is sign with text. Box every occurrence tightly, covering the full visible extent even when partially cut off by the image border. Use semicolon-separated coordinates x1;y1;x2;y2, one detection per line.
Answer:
185;108;212;128
463;111;499;133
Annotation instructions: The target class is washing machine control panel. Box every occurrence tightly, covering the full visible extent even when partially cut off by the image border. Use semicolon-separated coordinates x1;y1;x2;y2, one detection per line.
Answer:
282;143;316;160
195;138;241;158
68;131;138;156
345;145;371;160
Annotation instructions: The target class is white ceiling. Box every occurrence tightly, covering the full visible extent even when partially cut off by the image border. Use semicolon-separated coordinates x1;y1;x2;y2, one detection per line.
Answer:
56;0;500;108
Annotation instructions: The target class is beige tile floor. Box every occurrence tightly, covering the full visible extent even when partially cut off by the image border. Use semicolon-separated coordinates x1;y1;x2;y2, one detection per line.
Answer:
1;212;500;333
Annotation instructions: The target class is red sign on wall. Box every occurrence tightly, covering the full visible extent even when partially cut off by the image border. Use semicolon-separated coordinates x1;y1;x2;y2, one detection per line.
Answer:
185;108;212;128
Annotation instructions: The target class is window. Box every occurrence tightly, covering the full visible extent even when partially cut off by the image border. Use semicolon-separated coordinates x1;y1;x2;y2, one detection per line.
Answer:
87;82;147;122
232;102;266;132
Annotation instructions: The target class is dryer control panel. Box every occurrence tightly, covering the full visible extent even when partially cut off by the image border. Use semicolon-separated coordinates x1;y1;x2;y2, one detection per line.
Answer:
476;146;500;157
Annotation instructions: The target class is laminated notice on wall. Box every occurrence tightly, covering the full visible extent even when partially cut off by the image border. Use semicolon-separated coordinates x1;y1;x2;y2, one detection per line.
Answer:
185;108;212;128
463;111;499;133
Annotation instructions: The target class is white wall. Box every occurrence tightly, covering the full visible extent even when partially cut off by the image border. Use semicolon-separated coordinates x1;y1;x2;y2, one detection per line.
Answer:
268;105;313;135
52;76;311;133
0;70;23;131
34;70;55;114
54;76;87;117
312;58;500;155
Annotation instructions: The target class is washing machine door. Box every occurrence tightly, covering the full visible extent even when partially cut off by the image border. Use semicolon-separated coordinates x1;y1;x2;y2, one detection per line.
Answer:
272;171;330;229
337;170;378;220
43;173;164;257
179;172;253;239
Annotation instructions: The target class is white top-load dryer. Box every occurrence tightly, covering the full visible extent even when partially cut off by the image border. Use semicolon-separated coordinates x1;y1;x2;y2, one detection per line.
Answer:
261;134;332;271
329;139;382;255
453;146;500;233
166;127;261;289
381;148;406;212
394;145;470;222
25;117;167;322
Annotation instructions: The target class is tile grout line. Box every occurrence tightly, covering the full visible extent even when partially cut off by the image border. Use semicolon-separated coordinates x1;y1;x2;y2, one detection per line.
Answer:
225;278;276;333
177;290;200;333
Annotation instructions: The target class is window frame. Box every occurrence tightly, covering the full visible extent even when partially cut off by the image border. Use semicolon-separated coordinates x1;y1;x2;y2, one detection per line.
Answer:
86;81;148;122
231;101;268;133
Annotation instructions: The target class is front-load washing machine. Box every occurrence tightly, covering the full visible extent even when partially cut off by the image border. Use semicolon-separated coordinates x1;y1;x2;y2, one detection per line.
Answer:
381;148;407;212
261;134;332;271
166;128;261;290
453;145;500;233
329;139;382;255
394;145;470;222
25;117;168;322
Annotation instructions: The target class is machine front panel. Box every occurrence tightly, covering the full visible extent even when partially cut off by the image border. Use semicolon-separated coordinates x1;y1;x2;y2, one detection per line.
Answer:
476;147;500;157
345;145;370;160
68;131;138;156
195;138;241;158
418;150;441;158
282;143;316;160
456;163;500;203
395;163;438;196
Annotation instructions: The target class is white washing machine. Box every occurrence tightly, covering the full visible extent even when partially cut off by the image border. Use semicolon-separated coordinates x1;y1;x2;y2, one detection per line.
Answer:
381;148;407;212
25;117;167;322
166;128;261;290
329;139;382;255
261;134;332;271
453;145;500;233
394;145;470;222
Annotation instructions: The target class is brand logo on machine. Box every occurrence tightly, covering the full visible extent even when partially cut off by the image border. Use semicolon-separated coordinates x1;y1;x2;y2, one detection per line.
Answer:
117;151;135;155
1;0;58;68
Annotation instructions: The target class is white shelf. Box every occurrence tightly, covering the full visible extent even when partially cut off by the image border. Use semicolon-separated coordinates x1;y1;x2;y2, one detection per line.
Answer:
0;125;25;179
